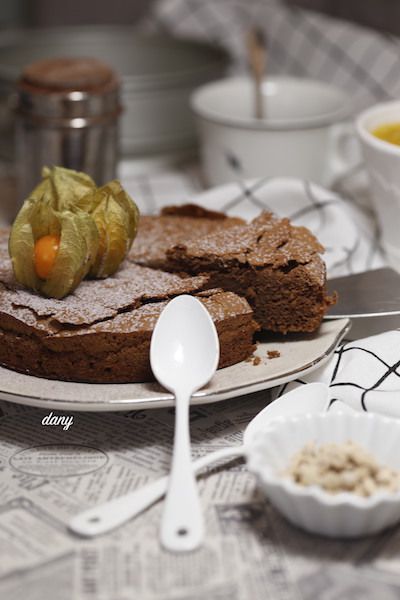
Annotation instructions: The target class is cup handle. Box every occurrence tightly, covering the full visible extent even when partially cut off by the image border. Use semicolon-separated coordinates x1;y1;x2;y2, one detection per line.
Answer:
326;122;362;188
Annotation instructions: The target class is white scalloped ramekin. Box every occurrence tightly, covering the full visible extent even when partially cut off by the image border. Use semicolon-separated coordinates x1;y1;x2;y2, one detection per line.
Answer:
246;412;400;538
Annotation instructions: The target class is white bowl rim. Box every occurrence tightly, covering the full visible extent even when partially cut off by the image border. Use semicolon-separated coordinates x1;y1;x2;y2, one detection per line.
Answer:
247;410;400;509
191;75;352;131
356;99;400;156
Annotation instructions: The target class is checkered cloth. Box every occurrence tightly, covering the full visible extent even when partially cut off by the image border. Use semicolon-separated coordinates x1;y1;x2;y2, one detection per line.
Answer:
143;0;400;111
278;330;400;419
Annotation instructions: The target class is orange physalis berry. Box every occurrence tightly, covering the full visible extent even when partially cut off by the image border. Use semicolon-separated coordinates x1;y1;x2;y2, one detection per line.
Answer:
34;234;60;279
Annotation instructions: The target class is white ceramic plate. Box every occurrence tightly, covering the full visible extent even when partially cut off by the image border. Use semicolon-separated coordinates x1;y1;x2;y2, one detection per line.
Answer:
0;319;349;411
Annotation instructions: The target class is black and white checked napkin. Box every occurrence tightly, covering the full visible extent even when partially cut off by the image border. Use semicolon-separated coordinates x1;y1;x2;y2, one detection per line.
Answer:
279;330;400;419
144;0;400;112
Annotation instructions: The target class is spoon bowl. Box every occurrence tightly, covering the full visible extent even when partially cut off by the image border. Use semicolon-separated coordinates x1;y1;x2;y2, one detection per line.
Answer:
150;295;220;394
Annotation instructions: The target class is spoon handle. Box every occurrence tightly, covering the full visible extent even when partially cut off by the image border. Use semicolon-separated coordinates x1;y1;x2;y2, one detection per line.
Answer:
161;390;203;552
68;446;244;538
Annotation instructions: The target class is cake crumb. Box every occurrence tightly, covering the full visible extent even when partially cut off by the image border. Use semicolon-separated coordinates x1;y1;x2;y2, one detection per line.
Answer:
252;356;261;366
283;440;400;497
267;350;281;359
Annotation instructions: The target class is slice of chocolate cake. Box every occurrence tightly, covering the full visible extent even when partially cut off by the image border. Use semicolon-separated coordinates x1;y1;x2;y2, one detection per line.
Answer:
0;237;257;383
166;212;335;334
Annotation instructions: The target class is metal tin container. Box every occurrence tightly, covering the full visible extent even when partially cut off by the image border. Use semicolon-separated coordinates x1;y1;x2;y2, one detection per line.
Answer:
0;27;228;162
15;57;120;201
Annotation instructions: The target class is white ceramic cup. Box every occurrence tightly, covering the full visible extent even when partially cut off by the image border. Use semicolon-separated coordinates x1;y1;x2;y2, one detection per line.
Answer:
356;101;400;268
191;76;353;187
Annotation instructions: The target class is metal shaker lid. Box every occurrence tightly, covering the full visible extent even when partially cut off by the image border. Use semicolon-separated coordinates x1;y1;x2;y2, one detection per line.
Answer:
16;57;121;125
21;57;116;91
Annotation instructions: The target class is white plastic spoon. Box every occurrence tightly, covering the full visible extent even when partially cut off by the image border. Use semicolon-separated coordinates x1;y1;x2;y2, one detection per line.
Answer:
152;295;220;552
69;382;329;538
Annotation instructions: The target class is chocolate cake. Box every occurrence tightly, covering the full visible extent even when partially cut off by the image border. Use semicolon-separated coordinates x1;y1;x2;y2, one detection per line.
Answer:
0;203;333;384
0;235;257;383
165;212;334;333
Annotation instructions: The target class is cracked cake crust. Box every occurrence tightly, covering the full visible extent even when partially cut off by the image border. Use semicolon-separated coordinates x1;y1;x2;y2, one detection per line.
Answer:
129;204;244;269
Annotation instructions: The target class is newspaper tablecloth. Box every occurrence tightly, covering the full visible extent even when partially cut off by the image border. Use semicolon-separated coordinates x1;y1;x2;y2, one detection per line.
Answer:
3;379;400;600
2;2;400;599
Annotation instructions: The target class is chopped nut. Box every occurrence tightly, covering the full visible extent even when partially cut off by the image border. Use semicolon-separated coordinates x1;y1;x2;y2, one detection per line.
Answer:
283;440;400;497
252;356;261;366
267;350;281;359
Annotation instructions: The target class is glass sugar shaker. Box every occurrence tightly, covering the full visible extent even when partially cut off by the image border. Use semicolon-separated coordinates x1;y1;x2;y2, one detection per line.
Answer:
15;57;121;203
